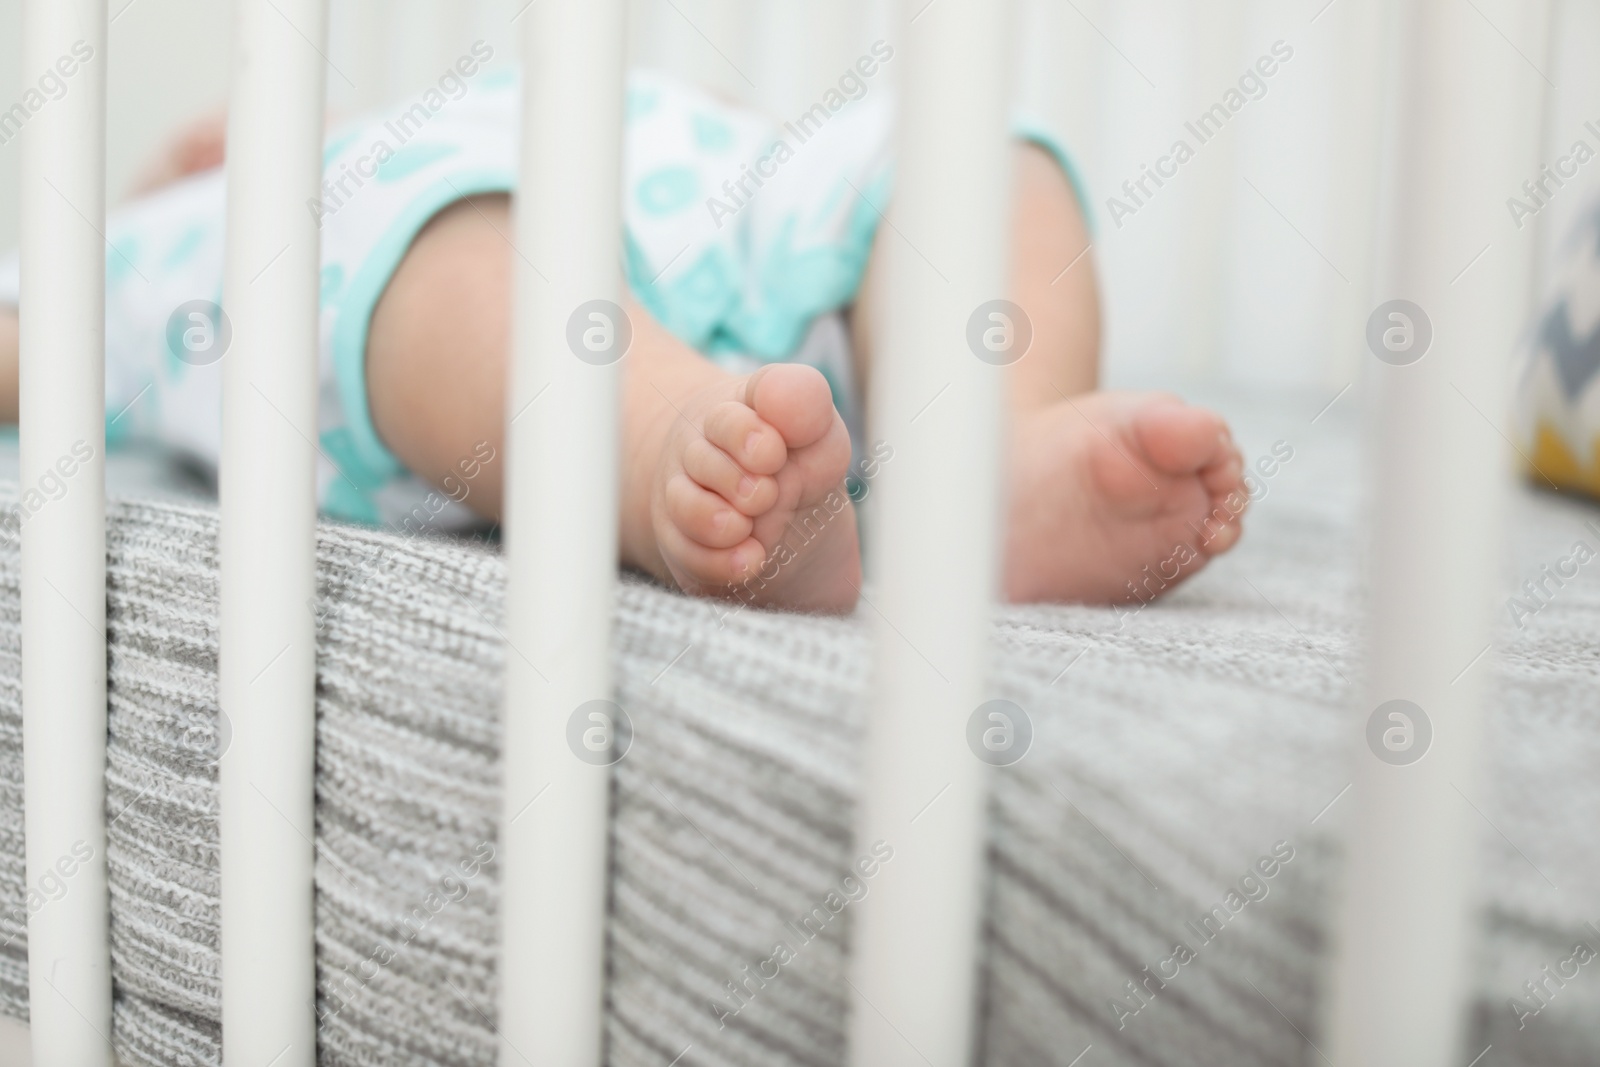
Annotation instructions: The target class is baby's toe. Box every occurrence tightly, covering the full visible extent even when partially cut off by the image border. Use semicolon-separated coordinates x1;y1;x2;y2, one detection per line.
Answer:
1200;448;1245;497
745;364;836;450
665;472;754;549
1133;400;1230;476
1198;515;1243;555
703;400;787;476
656;519;765;589
1194;480;1249;557
683;438;779;516
782;415;853;495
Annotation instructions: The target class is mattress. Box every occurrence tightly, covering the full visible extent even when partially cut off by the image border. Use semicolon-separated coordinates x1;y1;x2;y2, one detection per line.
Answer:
0;385;1594;1065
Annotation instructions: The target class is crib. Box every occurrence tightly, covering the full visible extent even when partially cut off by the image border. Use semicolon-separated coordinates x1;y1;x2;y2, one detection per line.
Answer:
4;0;1565;1065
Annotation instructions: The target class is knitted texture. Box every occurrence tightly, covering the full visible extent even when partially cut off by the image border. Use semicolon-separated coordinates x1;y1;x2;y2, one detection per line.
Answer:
0;397;1594;1065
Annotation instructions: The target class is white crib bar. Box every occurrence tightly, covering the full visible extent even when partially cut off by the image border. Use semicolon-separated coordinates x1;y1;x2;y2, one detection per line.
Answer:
1327;1;1547;1064
217;0;329;1060
18;0;112;1062
497;1;626;1062
847;1;1013;1064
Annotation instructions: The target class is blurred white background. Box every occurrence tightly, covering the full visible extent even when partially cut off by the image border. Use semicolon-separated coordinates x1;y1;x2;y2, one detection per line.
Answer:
0;0;1588;392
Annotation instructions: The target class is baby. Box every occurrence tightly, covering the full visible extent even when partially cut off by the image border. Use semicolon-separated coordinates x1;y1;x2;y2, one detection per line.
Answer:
0;60;1249;614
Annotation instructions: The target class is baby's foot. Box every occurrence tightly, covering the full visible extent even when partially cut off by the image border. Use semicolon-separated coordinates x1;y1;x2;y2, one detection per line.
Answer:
1004;392;1248;603
639;364;861;613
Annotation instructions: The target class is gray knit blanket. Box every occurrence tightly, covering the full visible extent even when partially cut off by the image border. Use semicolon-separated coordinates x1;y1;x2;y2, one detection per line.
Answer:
0;390;1596;1066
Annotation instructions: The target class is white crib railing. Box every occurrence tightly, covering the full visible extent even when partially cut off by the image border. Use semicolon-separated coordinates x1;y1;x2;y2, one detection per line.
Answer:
11;0;1549;1064
496;0;627;1060
1326;3;1549;1065
18;0;111;1061
215;0;329;1062
845;1;1013;1064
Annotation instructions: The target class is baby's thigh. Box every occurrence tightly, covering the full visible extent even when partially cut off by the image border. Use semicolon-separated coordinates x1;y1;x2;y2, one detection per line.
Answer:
365;194;513;521
0;308;16;423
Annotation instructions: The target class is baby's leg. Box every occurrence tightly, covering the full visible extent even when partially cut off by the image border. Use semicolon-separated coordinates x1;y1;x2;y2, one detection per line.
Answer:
0;192;860;612
850;142;1102;405
366;195;862;612
854;143;1250;603
0;311;15;424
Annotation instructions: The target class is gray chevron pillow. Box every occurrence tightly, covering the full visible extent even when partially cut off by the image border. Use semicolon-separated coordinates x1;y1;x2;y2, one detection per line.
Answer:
1519;202;1600;497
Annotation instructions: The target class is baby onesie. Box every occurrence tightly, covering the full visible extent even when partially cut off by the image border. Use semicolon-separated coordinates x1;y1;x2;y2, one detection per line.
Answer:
0;62;1084;530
